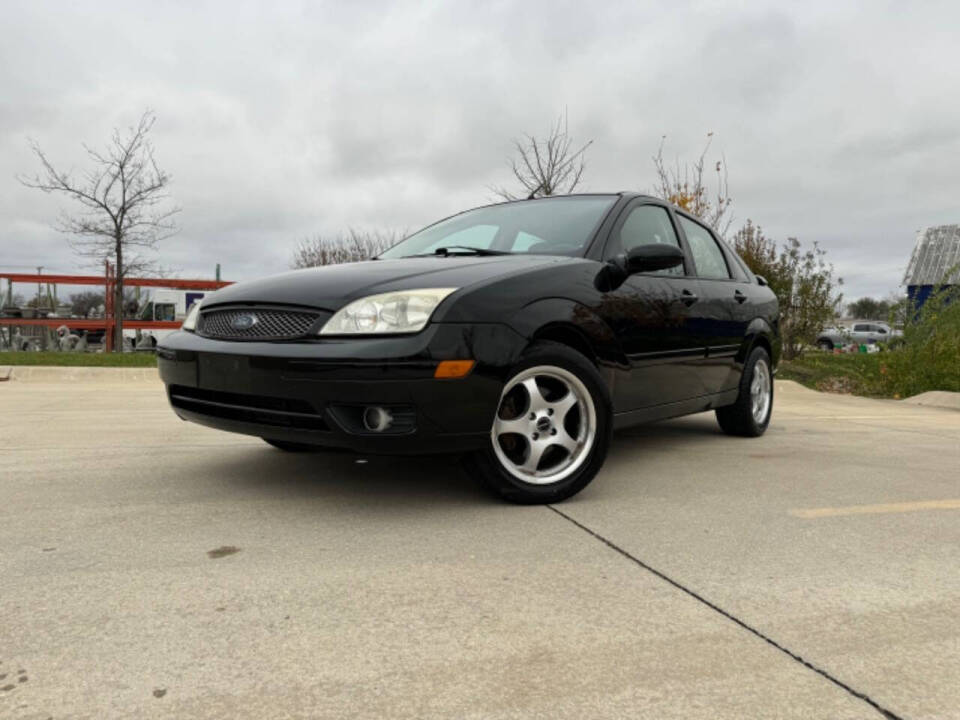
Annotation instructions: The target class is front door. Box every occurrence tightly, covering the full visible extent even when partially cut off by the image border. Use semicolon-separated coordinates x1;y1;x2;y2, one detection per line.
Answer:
596;201;708;410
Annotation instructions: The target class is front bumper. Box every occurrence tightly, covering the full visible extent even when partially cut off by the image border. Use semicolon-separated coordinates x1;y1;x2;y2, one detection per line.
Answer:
157;323;526;454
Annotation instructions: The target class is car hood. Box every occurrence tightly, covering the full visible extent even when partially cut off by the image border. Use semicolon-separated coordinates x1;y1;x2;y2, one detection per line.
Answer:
204;255;573;311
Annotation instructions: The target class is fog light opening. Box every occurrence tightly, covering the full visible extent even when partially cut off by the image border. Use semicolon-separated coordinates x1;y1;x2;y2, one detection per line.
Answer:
362;406;394;432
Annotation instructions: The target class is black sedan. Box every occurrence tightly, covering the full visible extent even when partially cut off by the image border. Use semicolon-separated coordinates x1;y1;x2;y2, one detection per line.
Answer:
158;193;779;503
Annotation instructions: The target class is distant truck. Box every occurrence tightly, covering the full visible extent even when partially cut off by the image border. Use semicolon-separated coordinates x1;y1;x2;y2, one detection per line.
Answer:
126;289;207;347
816;321;900;350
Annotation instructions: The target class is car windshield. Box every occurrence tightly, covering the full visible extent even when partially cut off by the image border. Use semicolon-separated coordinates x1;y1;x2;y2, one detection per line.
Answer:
378;195;617;259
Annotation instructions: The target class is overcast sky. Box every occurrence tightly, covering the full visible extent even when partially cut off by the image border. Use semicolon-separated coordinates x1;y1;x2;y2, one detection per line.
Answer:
2;0;958;300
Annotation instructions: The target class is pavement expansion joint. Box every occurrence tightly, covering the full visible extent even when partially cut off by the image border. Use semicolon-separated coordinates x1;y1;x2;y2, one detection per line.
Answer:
545;504;906;720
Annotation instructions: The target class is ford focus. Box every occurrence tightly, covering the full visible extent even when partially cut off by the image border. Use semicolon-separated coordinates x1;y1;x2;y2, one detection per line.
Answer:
158;193;779;503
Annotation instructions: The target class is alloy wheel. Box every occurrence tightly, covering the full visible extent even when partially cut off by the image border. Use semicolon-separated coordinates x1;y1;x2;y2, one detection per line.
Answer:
491;365;596;485
751;358;772;424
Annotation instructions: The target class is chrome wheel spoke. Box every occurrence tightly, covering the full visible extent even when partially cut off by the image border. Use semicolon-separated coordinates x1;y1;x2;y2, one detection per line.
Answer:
522;377;549;414
493;416;528;437
551;391;578;422
553;428;580;454
520;440;549;473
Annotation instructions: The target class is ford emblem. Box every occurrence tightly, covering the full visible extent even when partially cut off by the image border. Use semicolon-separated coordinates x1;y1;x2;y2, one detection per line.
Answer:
231;313;257;331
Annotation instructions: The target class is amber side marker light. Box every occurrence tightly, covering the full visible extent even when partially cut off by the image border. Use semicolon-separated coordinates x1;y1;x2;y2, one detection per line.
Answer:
434;360;476;379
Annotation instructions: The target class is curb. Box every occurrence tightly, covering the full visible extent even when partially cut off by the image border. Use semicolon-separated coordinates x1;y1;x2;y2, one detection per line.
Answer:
902;391;960;412
3;366;160;383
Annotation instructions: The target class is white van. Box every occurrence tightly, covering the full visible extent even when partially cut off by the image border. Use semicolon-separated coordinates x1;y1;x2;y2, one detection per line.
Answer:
126;289;206;347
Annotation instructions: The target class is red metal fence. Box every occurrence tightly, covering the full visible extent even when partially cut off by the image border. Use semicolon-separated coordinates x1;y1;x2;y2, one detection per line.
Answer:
1;264;232;351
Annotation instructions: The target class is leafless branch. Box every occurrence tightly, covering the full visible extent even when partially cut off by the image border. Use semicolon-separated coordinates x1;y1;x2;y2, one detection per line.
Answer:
651;133;733;236
291;229;406;268
491;111;593;201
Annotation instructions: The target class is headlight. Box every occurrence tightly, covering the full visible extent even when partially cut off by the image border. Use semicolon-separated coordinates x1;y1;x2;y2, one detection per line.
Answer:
319;288;458;335
182;301;202;332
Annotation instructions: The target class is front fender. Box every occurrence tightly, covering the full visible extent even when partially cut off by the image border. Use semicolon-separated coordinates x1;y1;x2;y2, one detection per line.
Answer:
506;297;629;370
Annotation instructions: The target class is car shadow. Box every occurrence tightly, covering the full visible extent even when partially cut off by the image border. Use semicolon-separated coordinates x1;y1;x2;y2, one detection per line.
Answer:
194;413;728;510
200;445;490;510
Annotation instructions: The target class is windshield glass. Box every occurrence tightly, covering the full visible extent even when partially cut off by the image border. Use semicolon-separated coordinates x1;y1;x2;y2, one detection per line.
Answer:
378;195;617;259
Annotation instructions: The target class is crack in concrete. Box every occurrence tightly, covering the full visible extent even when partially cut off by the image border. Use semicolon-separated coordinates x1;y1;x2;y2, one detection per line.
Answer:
546;504;905;720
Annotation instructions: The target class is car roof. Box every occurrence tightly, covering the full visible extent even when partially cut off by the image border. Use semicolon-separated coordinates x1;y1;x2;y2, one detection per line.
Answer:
495;191;656;202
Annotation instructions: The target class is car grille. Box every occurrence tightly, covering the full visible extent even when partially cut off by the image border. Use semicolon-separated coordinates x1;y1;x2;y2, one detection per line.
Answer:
168;385;330;431
198;308;320;340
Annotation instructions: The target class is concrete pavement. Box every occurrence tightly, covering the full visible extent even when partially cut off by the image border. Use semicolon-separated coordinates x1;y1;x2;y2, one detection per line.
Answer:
1;377;958;719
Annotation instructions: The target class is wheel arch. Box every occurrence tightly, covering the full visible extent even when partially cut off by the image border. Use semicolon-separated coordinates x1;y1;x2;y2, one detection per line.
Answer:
740;317;780;368
508;297;627;367
532;322;597;364
506;297;626;396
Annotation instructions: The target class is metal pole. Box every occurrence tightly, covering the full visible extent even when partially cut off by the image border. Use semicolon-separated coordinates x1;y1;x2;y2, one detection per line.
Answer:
104;261;113;353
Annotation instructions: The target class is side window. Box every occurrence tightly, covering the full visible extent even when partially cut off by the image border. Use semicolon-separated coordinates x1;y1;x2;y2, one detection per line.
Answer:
155;303;176;322
613;204;684;276
678;216;730;280
727;247;752;282
853;324;869;332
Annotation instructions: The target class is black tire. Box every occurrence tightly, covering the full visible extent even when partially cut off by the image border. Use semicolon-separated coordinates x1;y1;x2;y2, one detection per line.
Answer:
817;338;834;351
715;346;773;437
463;341;612;504
262;438;319;452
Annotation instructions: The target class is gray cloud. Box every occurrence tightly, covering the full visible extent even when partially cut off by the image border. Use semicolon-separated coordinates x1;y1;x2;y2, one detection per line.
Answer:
2;0;959;300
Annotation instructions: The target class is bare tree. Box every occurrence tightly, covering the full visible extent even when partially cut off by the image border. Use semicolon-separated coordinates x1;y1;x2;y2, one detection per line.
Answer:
69;291;106;318
291;229;404;268
651;133;733;236
19;110;179;349
493;112;593;200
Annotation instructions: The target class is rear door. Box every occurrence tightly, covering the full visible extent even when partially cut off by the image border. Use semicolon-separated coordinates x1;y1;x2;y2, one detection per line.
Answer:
597;200;708;409
676;214;752;394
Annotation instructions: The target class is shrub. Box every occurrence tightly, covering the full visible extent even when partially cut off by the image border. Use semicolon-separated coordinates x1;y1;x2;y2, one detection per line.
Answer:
881;281;960;395
732;221;843;359
291;229;403;268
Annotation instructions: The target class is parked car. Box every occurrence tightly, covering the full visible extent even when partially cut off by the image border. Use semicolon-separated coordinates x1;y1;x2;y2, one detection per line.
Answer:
817;321;899;350
158;193;780;503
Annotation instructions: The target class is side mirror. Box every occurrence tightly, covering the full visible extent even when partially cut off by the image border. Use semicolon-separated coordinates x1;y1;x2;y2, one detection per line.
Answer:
625;244;685;274
755;275;769;287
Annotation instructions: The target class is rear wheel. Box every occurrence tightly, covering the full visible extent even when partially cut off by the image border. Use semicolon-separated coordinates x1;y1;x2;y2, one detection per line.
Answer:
463;342;612;504
817;338;834;351
715;346;773;437
262;438;318;452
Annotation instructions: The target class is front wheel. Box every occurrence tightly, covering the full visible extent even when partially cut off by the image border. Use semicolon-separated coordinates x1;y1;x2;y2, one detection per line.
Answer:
463;342;612;504
715;346;773;437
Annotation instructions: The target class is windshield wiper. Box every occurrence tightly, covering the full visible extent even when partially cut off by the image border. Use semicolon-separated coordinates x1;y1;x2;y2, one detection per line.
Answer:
401;246;513;258
431;246;511;257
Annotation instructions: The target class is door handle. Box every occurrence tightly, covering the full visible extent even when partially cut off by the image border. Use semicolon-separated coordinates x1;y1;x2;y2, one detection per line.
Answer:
680;289;698;306
734;289;747;304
